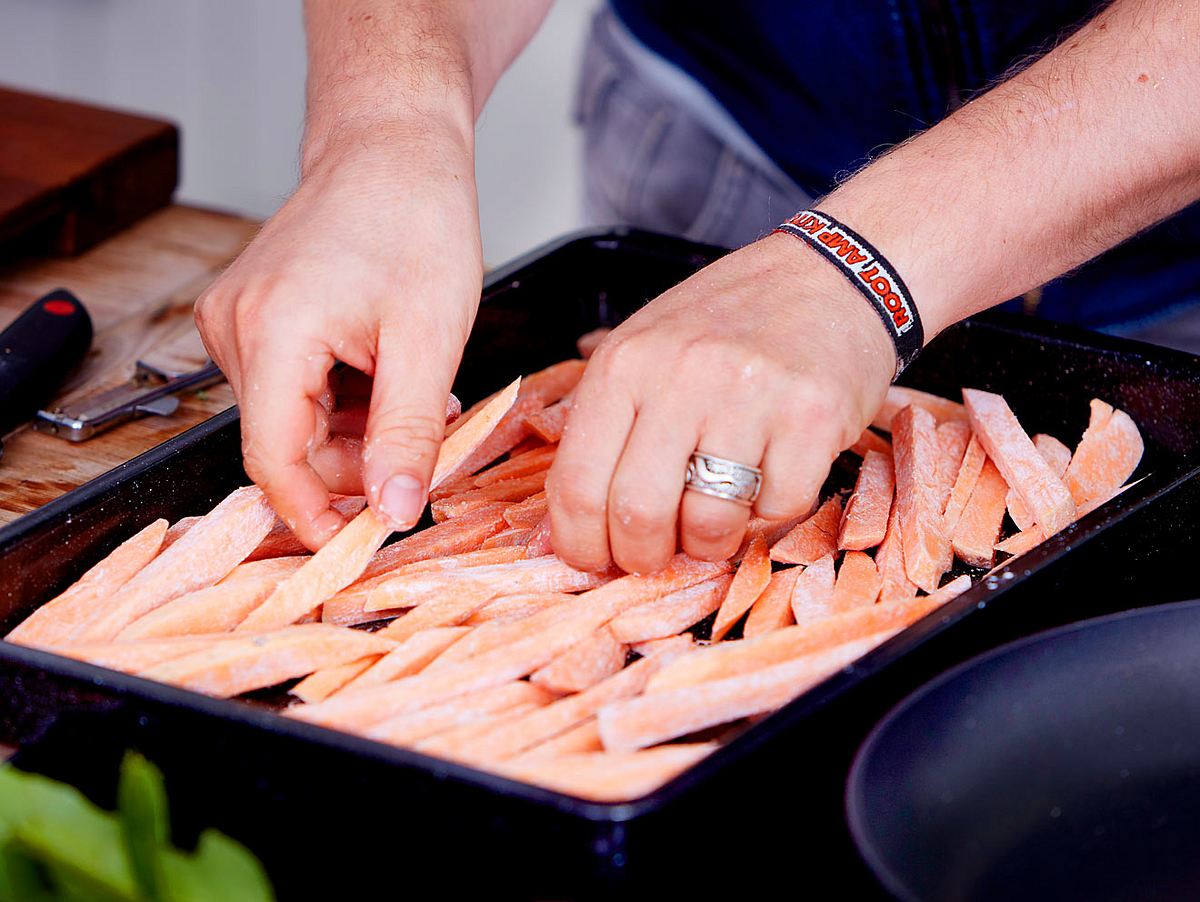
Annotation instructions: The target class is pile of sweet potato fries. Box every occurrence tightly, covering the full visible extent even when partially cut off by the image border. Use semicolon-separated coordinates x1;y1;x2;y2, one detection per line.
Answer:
6;331;1145;801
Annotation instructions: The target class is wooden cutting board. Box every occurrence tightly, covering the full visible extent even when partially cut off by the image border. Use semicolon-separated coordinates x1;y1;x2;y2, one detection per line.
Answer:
0;205;258;525
0;86;179;258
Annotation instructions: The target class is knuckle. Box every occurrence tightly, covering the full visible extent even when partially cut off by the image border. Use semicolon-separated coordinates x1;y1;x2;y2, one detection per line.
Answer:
684;507;742;544
610;494;673;536
550;479;606;520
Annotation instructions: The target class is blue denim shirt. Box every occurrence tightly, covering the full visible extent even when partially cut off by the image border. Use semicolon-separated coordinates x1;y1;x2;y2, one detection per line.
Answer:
610;0;1200;330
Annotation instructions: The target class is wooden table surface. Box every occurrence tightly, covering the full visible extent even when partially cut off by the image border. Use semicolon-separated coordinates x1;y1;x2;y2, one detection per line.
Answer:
0;204;258;525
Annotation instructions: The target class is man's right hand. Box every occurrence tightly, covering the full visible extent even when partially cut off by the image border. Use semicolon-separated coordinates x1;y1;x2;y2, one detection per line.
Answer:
195;118;482;550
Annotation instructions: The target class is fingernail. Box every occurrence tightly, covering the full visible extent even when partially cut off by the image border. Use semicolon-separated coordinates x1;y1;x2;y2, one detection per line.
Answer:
379;474;426;530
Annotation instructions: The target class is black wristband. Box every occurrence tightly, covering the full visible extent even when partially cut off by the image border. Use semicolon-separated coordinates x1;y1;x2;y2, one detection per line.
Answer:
774;210;924;378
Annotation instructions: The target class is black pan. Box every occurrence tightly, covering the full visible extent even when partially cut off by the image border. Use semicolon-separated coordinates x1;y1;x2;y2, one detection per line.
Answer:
847;599;1200;901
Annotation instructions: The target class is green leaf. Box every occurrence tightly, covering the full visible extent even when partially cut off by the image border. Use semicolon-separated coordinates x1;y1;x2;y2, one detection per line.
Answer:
116;753;170;900
160;830;275;902
0;839;54;902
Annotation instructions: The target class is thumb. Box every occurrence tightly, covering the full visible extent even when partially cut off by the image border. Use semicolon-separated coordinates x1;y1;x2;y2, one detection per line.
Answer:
363;335;459;532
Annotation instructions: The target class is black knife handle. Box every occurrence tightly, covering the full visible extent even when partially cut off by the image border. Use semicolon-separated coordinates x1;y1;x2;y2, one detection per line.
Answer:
0;289;93;436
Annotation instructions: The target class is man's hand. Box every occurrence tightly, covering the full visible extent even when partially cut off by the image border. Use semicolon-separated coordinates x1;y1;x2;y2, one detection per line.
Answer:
547;234;896;574
195;120;481;548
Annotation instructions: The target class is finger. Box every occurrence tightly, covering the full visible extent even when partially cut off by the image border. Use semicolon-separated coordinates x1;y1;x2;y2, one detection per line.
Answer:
240;334;345;549
362;323;460;531
679;427;766;563
755;417;840;521
606;401;698;574
310;434;365;496
547;377;636;572
193;291;243;397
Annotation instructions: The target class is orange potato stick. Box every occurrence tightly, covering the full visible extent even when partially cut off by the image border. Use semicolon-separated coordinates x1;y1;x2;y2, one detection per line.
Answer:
607;575;733;645
430;378;522;489
933;420;972;511
600;633;891;753
525;396;572;444
848;428;892;458
893;405;953;594
770;496;843;565
502;493;549;529
529;627;627;694
117;557;309;640
743;568;801;639
431;472;548;522
710;536;772;641
160;516;199;550
414;703;546;755
371;581;499;643
436;598;582;665
994;526;1044;559
142;624;395;698
451;361;585;480
630;634;696;658
75;487;277;642
338;626;472;693
830;551;882;611
963;388;1075;536
428;641;693;763
480;527;534;549
289;557;725;730
942;436;986;535
789;553;837;623
648;585;969;693
236;508;393;632
839;450;895;551
1008;434;1072;530
576;326;610;359
356;503;511;582
513;718;605;760
465;591;576;626
47;633;241;674
474;445;558;488
444;388;500;437
365;682;555;746
736;513;806;560
243;495;366;562
1063;399;1144;508
525;513;554;557
491;745;716;803
872;385;967;432
290;655;381;704
952;458;1009;568
876;500;918;605
359;557;613;614
8;519;168;647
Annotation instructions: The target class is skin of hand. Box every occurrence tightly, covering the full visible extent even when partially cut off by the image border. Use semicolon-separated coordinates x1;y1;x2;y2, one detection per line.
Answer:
547;234;896;574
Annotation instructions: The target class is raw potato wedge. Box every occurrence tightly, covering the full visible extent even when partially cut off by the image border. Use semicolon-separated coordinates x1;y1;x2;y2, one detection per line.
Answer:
710;536;772;641
770;497;842;565
743;568;800;639
491;745;716;802
893;405;953;593
839;450;894;551
1063;399;1144;508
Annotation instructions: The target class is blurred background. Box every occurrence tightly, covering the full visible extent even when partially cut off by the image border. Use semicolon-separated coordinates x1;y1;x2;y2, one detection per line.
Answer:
0;0;599;264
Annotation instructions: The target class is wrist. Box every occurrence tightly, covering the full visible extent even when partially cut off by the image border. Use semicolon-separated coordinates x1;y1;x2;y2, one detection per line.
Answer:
301;109;475;182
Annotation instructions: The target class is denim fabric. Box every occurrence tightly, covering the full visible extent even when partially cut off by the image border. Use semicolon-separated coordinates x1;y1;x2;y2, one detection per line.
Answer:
599;0;1200;333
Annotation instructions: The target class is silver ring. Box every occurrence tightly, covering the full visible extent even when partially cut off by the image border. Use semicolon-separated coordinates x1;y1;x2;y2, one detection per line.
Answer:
685;452;763;507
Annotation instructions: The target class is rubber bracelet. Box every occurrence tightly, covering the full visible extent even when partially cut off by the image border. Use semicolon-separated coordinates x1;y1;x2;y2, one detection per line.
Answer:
774;210;924;378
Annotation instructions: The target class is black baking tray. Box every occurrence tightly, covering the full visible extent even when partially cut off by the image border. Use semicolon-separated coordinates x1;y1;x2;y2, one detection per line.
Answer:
3;229;1200;899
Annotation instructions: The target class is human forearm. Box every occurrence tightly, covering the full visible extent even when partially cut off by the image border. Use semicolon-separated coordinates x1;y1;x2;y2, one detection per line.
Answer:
815;0;1200;338
301;0;552;173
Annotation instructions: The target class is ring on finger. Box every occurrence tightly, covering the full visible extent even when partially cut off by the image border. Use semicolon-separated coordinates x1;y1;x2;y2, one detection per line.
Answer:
685;451;763;507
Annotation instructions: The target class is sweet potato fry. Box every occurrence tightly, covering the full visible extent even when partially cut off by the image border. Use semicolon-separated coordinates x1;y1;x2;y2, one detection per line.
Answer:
244;495;366;562
530;627;626;694
942;436;986;534
934;420;972;510
365;682;555;746
142;624;394;698
1064;399;1144;508
356;503;511;582
790;553;836;623
479;528;534;549
872;385;967;432
513;719;604;759
430;377;522;489
48;634;241;674
465;592;576;626
431;471;548;522
770;496;842;565
161;516;199;550
371;581;500;642
848;428;892;458
601;634;891;753
711;536;772;641
630;634;696;658
830;551;881;611
952;458;1009;568
491;745;715;802
339;626;472;692
473;445;558;488
435;598;581;664
117;556;309;640
876;500;918;605
743;568;800;639
525;396;572;443
237;508;394;632
415;703;550;757
648;584;969;693
607;575;733;644
290;656;381;704
8;519;168;647
76;486;277;642
839;450;894;551
576;327;610;359
525;513;554;557
963;388;1075;536
501;493;549;529
994;526;1043;559
893;405;953;593
1008;434;1072;530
